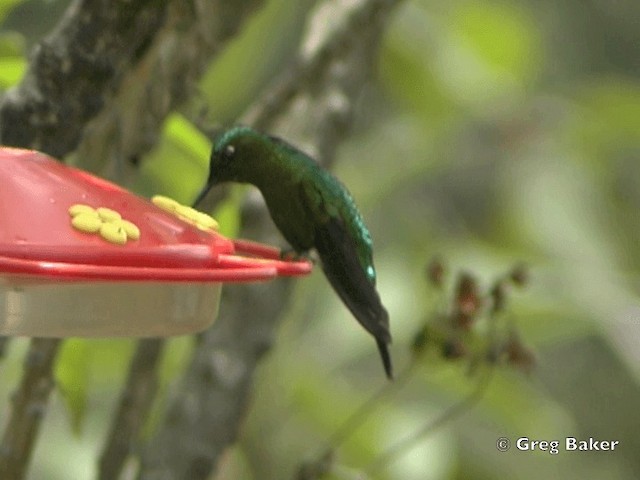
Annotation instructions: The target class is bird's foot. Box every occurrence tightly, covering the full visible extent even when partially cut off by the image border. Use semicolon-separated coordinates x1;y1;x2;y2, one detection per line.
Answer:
280;248;315;263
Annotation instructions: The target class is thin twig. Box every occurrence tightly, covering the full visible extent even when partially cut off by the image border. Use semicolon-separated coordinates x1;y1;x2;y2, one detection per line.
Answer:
98;339;165;480
295;362;417;480
328;363;416;451
364;367;495;475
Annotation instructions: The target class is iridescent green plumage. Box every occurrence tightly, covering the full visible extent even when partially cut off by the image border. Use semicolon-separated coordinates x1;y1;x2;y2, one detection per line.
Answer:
194;126;392;378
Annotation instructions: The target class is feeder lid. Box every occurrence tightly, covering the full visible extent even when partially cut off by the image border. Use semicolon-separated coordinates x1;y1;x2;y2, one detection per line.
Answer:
0;147;312;282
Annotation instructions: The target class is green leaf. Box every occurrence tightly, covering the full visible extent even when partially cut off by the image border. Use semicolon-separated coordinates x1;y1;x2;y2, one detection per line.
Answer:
0;30;26;88
55;339;90;435
136;113;211;202
0;0;21;23
453;1;541;83
0;31;25;56
0;56;25;87
379;4;453;122
164;113;211;164
141;336;194;440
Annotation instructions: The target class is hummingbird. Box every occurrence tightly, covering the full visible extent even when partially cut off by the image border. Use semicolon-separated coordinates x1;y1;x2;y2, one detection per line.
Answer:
194;126;392;379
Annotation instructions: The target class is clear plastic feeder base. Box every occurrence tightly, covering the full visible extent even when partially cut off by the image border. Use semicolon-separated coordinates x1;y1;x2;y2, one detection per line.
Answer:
0;278;221;337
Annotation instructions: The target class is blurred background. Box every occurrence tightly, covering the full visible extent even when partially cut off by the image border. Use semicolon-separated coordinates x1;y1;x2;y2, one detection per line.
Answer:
1;0;640;479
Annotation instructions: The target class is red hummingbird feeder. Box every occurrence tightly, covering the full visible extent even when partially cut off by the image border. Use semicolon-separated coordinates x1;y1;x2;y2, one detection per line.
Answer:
0;147;312;337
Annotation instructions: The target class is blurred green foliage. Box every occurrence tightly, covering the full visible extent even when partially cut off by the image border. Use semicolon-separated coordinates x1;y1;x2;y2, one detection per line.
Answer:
1;0;640;479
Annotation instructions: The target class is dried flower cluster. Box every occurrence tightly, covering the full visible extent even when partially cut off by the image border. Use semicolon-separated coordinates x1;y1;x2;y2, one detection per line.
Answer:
413;257;535;375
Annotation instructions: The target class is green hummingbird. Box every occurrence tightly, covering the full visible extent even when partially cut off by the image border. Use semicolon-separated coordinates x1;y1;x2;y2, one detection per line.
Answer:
194;126;392;379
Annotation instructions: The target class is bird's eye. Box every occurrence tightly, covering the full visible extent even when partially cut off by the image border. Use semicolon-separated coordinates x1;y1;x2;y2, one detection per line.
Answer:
223;144;235;161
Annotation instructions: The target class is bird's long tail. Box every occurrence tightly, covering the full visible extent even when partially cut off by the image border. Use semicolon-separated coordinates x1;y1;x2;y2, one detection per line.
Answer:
315;221;393;379
376;338;393;379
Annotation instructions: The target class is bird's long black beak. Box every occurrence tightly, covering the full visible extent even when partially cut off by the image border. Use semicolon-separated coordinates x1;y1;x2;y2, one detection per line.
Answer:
192;182;213;208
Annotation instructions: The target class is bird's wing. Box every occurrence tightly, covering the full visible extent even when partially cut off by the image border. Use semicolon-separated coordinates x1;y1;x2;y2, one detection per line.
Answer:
298;182;391;344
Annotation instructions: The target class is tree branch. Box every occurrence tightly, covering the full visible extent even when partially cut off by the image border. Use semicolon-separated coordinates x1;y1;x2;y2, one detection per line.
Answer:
0;2;266;480
0;0;170;157
93;2;269;478
245;0;402;134
0;2;172;479
73;0;266;176
0;339;62;480
138;1;405;478
0;0;403;478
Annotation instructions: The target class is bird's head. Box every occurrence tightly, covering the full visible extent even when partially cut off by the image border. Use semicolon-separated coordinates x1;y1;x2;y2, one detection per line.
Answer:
193;126;259;206
209;126;258;184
